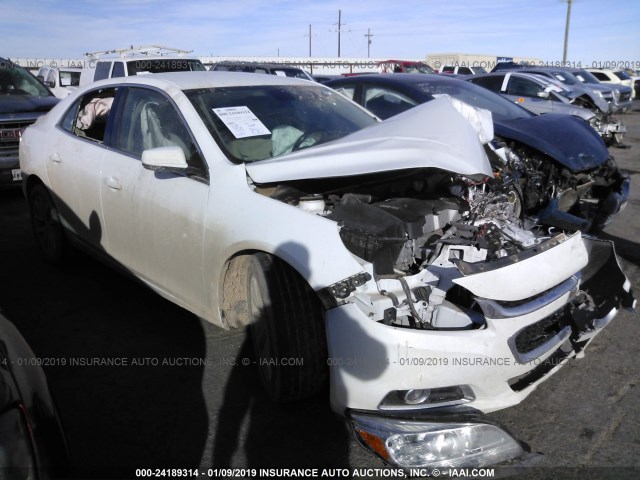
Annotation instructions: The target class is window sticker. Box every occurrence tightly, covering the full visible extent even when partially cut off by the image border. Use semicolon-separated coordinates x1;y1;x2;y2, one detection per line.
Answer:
212;106;271;138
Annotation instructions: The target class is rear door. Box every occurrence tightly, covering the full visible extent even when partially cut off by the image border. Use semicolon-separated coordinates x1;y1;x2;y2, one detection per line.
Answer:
46;86;119;249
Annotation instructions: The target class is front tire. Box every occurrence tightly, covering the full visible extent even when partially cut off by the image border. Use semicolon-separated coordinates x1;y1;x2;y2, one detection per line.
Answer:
224;253;328;402
28;184;68;264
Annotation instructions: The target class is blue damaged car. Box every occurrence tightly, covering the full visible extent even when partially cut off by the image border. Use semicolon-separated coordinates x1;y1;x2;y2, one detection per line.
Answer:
325;73;629;231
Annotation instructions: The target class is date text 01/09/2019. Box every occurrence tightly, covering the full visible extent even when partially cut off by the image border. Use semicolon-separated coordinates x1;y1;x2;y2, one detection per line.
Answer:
135;468;409;477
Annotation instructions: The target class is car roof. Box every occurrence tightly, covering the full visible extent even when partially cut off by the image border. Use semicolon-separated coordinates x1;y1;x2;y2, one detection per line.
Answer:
483;71;570;87
76;71;317;92
214;61;305;69
90;54;201;62
326;73;459;86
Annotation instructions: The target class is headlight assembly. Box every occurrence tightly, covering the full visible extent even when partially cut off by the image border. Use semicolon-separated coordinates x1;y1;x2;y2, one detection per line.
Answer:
350;413;525;469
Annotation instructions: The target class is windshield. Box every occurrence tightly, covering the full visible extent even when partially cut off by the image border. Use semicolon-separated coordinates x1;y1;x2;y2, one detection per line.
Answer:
416;78;533;122
127;59;206;75
405;63;435;74
271;68;314;81
572;70;600;84
0;61;51;96
186;85;377;163
551;72;577;85
614;71;631;80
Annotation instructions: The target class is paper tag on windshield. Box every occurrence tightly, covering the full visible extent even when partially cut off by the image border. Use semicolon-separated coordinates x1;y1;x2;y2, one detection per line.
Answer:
212;106;271;138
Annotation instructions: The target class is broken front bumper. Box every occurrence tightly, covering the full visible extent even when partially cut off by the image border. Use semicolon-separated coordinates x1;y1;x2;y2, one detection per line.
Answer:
327;237;633;468
538;170;630;231
326;237;634;416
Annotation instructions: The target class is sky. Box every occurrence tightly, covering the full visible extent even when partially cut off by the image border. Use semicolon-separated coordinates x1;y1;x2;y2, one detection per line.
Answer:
2;0;639;65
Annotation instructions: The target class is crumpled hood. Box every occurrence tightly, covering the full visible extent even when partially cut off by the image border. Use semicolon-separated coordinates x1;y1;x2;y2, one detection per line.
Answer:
246;97;493;184
495;113;608;172
0;95;59;115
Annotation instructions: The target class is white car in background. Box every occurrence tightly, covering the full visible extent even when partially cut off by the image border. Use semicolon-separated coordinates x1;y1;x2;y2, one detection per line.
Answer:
586;68;636;98
36;66;81;98
19;72;634;470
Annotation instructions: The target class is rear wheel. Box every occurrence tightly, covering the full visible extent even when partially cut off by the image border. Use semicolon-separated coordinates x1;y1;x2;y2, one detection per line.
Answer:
28;184;68;264
222;253;328;402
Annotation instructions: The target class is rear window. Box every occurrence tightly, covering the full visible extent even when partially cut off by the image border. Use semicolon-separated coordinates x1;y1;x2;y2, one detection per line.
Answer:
94;62;112;81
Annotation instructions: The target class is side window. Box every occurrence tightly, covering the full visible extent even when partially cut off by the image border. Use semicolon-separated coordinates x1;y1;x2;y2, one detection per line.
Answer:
333;85;356;100
442;66;455;73
59;99;81;133
363;86;417;119
471;76;503;93
112;62;125;78
72;87;118;142
507;77;542;97
94;62;112;81
591;72;608;81
115;87;204;172
458;67;473;75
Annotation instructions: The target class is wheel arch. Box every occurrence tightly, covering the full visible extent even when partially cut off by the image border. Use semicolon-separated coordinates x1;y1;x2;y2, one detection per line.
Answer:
217;247;327;329
24;173;46;196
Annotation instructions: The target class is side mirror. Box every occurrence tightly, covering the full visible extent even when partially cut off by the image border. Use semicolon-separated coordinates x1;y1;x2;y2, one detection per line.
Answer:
142;146;188;171
45;80;55;88
537;90;550;98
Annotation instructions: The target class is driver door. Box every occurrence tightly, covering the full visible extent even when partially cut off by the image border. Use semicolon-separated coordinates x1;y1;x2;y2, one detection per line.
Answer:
99;86;210;312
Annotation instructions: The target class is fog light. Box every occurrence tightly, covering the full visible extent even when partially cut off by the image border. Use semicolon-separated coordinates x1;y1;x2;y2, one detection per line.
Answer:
351;413;525;469
379;385;474;410
404;389;430;405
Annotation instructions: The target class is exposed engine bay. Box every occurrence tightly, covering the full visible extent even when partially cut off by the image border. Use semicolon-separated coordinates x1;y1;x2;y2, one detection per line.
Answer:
487;138;628;231
263;168;539;271
255;167;575;330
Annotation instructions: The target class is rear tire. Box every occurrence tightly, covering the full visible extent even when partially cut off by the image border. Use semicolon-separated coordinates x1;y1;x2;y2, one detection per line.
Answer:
223;253;328;402
28;184;68;264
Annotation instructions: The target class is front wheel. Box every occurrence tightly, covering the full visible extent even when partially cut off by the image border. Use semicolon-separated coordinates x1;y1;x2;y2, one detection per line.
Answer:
28;184;68;264
225;253;328;402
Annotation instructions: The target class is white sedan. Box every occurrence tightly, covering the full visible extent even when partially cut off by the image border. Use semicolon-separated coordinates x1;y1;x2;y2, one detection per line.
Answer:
19;72;634;469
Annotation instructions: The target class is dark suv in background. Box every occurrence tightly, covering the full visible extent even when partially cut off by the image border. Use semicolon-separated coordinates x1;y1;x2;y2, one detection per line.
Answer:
210;61;315;81
1;57;59;186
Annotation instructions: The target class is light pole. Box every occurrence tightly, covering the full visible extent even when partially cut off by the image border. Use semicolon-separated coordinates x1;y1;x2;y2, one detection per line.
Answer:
562;0;573;64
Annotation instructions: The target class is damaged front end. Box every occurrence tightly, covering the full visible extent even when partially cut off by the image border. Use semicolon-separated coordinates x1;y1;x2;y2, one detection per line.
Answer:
489;113;630;232
245;99;634;470
590;114;626;146
253;166;633;468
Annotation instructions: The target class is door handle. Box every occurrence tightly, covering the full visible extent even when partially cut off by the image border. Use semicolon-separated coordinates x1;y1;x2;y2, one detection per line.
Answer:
104;176;122;190
49;152;61;163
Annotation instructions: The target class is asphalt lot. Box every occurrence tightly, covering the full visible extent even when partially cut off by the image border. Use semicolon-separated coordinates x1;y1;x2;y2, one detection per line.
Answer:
1;102;639;480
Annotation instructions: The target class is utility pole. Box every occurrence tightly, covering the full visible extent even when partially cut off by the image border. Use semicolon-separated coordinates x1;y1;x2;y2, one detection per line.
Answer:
336;10;344;57
562;0;572;63
308;24;312;57
364;28;373;58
